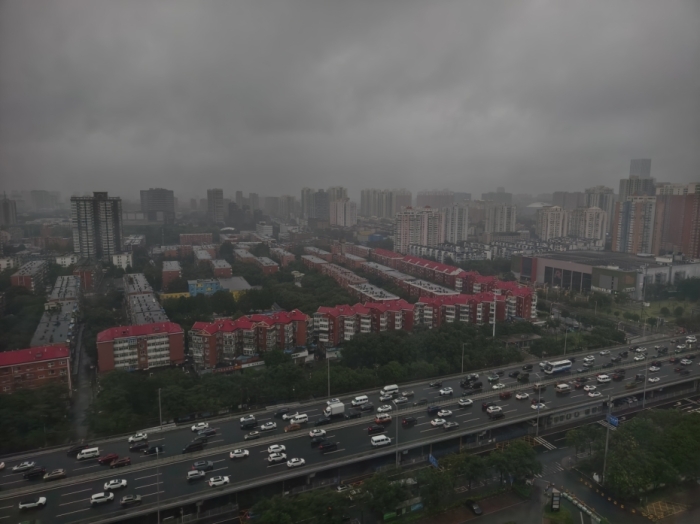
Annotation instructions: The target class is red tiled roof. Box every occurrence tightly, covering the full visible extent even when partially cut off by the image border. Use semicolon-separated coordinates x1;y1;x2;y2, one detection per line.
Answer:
97;322;184;343
316;304;371;318
372;248;403;259
416;293;506;308
190;310;309;335
364;299;415;313
0;345;70;367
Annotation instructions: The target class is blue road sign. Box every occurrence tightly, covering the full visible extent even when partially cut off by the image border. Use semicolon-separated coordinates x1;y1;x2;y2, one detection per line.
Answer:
607;414;619;427
429;454;439;468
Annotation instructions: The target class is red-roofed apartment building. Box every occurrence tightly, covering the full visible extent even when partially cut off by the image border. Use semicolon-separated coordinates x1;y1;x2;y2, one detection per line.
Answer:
494;281;537;320
369;248;404;269
0;345;71;395
314;304;372;346
188;310;310;369
96;322;185;373
414;293;507;329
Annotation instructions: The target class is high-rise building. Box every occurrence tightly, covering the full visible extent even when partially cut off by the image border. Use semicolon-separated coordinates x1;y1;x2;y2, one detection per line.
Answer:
481;187;513;205
278;195;297;220
453;192;472;204
30;190;60;210
393;189;412;213
0;195;17;226
535;206;568;240
190;198;197;211
140;188;175;223
552;191;586;210
416;191;454;209
619;160;655;202
327;187;348;203
630;158;651;179
611;196;656;254
206;188;224;223
569;207;607;241
264;196;280;217
584;186;616;233
301;187;314;218
330;199;357;227
70;192;123;261
360;189;412;218
394;208;444;254
484;204;517;233
249;193;260;211
443;204;469;244
653;183;700;257
312;190;330;221
235;191;244;208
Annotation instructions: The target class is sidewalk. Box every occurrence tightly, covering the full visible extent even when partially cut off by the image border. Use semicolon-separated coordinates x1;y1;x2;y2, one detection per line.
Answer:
71;324;92;440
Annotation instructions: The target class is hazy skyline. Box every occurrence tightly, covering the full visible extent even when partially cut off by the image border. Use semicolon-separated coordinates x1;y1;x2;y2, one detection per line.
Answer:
1;0;699;200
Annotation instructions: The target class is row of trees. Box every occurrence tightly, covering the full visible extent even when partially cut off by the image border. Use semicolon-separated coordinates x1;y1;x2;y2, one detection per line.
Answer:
251;489;351;524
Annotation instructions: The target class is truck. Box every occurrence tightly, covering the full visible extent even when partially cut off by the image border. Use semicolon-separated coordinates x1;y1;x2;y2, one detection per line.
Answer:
324;402;345;418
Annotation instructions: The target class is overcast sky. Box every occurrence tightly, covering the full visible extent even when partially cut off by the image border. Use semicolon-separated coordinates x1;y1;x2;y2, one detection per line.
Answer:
1;0;698;201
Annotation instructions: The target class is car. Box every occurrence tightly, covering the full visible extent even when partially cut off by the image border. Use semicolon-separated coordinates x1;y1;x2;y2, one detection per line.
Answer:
43;468;67;481
584;385;597;392
681;359;693;365
687;354;696;360
267;444;286;454
240;414;256;423
0;461;5;471
128;433;148;443
443;421;459;430
191;435;209;444
208;476;230;487
315;417;333;428
191;422;209;432
245;431;261;440
495;370;505;376
284;424;301;433
539;361;548;369
129;441;149;452
430;418;446;427
367;424;385;435
311;436;329;446
466;500;483;515
576;368;586;373
614;368;627;374
120;494;142;507
437;409;453;418
287;458;306;468
680;369;691;375
318;441;338;452
198;428;217;437
401;390;415;397
360;403;375;412
481;401;495;411
379;394;394;402
17;495;47;511
487;374;500;382
110;457;131;469
522;364;533;371
508;370;520;378
583;362;594;368
344;411;362;420
274;407;290;418
429;381;443;388
634;355;646;361
104;479;127;491
282;412;299;421
309;429;327;438
23;467;46;480
377;404;393;413
458;398;473;407
676;345;687;350
670;357;680;363
492;383;505;390
531;403;546;410
583;355;595;363
143;445;165;455
588;391;602;398
597;374;611;383
90;492;115;506
648;377;660;383
230;449;250;459
611;356;622;363
97;453;119;465
439;387;454;396
393;397;409;405
260;422;277;431
600;350;610;356
612;373;624;381
402;416;417;427
602;362;614;368
193;460;215;471
649;366;661;372
486;405;502;415
515;392;530;400
12;461;36;472
327;398;341;405
499;391;512;400
187;470;206;481
533;383;547;392
268;453;287;463
619;351;629;357
336;484;351;493
651;360;662;366
375;413;392;424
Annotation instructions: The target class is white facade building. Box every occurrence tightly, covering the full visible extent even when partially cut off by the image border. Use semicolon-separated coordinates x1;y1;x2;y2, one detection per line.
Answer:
112;252;133;270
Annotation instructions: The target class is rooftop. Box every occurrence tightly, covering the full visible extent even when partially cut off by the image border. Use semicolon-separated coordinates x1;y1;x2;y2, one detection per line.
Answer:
211;259;232;269
191;309;308;334
12;260;47;276
162;261;182;271
0;345;70;367
348;283;400;301
48;276;81;302
123;273;154;295
127;293;169;325
97;321;183;343
234;249;256;258
257;257;278;267
407;279;459;295
304;246;331;255
218;276;252;292
533;250;668;270
30;301;79;347
301;255;328;264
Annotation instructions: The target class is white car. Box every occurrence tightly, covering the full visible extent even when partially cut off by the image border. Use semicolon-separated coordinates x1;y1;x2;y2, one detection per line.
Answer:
681;359;693;366
103;479;127;491
597;375;611;383
687;336;697;343
636;347;647;353
0;461;4;471
583;356;595;363
439;387;454;396
12;461;36;472
648;377;660;383
229;449;249;459
458;398;473;407
309;429;326;438
18;497;47;510
240;415;256;424
260;422;277;431
268;453;287;463
90;492;114;506
515;392;530;400
588;391;602;398
267;444;286;454
486;405;502;414
600;350;610;356
379;394;394;402
287;458;306;468
375;413;392;423
282;412;299;421
531;403;546;410
377;405;393;413
492;383;505;390
191;422;209;432
437;409;453;418
430;418;446;427
336;484;351;493
634;355;646;361
677;344;687;350
128;433;148;443
208;476;230;487
327;398;341;405
648;366;661;372
584;385;597;392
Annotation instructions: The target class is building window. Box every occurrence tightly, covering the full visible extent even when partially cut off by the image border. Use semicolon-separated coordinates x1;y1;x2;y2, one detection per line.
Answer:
48;362;54;368
39;375;45;379
2;386;9;392
49;370;55;376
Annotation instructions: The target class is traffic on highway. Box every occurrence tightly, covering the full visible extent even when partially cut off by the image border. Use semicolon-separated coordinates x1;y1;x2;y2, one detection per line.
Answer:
0;335;696;522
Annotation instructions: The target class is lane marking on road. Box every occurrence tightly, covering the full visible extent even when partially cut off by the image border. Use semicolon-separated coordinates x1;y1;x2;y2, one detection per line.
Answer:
147;437;165;443
135;482;160;489
322;448;346;455
134;473;161;481
1;479;25;485
140;490;165;498
61;488;92;496
504;409;518;414
59;498;88;506
421;427;441;432
267;462;286;468
73;464;100;471
0;504;13;509
0;516;10;520
207;439;225;445
56;508;92;517
212;459;226;463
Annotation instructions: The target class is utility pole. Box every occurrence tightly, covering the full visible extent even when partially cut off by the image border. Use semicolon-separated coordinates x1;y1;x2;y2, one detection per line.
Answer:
563;328;568;357
601;395;612;485
493;297;497;339
158;388;163;431
461;343;466;375
535;387;542;437
156;447;161;524
327;358;331;399
642;359;650;408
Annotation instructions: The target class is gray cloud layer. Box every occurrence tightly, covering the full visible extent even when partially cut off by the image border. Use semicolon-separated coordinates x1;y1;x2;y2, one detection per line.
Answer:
1;0;698;200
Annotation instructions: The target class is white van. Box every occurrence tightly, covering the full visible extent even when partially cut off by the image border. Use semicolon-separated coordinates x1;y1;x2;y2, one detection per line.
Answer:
380;384;399;396
290;413;309;424
555;383;571;394
351;395;369;406
76;447;100;460
370;435;392;447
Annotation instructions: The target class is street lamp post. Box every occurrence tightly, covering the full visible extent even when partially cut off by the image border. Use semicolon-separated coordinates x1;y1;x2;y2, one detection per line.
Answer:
156;447;161;524
327;358;331;399
461;343;466;375
642;359;650;408
563;328;568;357
535;387;542;437
158;388;163;431
395;410;400;467
601;395;612;486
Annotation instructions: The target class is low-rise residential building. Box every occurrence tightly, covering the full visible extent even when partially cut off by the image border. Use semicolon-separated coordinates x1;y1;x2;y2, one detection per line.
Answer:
180;232;213;246
47;276;81;304
11;260;48;293
112;252;133;270
73;259;102;292
369;248;404;268
188;279;221;296
403;279;459;300
194;248;213;264
0;345;72;395
314;304;371;346
270;248;296;267
303;246;333;261
320;263;368;289
234;249;257;263
55;254;79;267
0;257;18;270
97;322;185;373
210;259;233;278
31;300;79;348
301;255;329;271
123;273;154;296
348;283;400;303
335;252;366;270
414;293;507;329
255;256;279;275
127;293;169;325
161;261;182;291
218;276;253;299
189;310;310;369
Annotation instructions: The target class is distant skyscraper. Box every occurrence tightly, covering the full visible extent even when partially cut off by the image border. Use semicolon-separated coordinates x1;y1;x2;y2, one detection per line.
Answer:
140;188;175;223
301;188;314;219
235;191;244;208
70;192;123;261
330;199;357;227
484;204;517;233
653;183;700;257
453;192;472;204
552;191;585;210
190;198;197;211
584;186;616;234
30;190;60;210
619;176;655;202
327;187;348;203
248;193;260;211
264;196;280;217
206;189;224;223
0;195;17;226
443;205;469;244
394;208;444;254
416;191;454;208
611;196;656;254
535;206;568;240
630;159;651;179
312;190;330;221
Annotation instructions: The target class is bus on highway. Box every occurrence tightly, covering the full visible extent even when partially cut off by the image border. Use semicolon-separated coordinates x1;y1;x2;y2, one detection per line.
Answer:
544;359;572;375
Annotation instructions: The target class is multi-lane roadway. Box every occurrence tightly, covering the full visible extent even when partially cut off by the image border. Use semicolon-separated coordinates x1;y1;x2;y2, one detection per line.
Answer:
0;336;695;522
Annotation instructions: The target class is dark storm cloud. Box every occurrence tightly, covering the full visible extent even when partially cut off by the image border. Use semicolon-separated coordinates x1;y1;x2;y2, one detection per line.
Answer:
1;0;698;199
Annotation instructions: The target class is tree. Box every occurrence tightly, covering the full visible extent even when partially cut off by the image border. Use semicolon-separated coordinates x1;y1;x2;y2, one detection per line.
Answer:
418;466;455;510
660;307;670;316
504;440;542;479
361;473;408;515
674;306;685;317
488;450;511;484
457;454;486;489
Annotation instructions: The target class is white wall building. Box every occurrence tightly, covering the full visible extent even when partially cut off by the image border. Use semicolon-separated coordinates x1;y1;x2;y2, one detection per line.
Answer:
535;206;568;240
443;204;469;244
330;199;357;227
56;254;80;267
394;207;444;254
112;252;133;270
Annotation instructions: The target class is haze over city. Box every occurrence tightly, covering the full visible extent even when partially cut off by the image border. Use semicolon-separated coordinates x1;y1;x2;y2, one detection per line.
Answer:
2;0;699;198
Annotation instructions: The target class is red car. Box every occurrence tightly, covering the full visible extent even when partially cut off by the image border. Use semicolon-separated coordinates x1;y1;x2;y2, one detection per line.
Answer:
110;457;131;469
98;453;118;465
